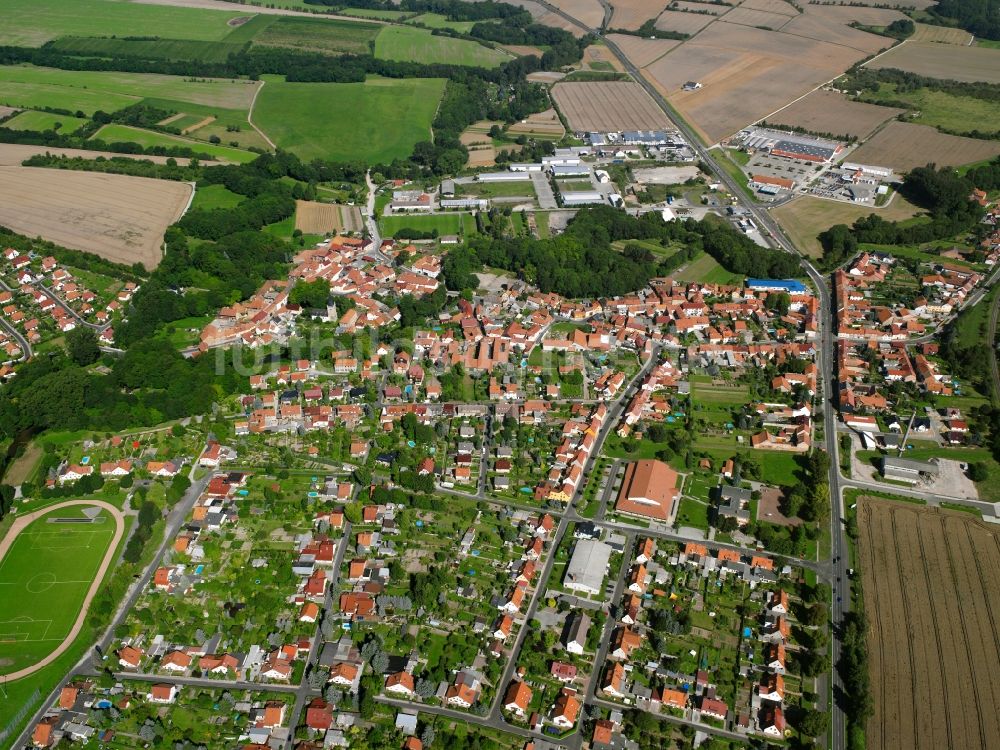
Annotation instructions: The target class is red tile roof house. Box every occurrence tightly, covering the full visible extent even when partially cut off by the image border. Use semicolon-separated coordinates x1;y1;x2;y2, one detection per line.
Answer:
117;645;143;670
305;697;333;731
549;661;577;682
148;683;178;704
550;688;580;729
385;671;415;697
503;680;532;719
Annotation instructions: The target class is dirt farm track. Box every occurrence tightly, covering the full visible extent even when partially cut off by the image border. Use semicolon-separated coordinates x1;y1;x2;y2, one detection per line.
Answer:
857;498;1000;750
0;167;192;269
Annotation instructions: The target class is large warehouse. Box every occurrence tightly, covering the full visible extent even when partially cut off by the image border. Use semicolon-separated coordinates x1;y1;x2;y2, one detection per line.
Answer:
563;539;612;596
615;459;679;522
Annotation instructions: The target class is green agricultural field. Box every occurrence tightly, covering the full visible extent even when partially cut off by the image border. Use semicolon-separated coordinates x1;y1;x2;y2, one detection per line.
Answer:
92;124;257;163
0;65;259;116
192;184;244;210
380;213;466;236
47;36;246;64
858;83;1000;136
3;109;89;134
407;12;478;32
341;7;413;20
374;25;511;67
0;0;245;47
692;379;749;405
253;75;445;163
0;506;116;673
250;16;381;56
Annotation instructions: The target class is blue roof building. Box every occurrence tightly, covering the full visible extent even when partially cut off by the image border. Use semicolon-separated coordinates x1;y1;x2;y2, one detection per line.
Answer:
746;279;807;294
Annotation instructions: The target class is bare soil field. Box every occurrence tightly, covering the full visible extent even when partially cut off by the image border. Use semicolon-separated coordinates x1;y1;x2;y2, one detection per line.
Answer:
653;9;715;34
857;498;1000;750
910;21;973;44
849;120;1000;170
0;105;21;119
868;41;1000;84
0;166;191;269
552;81;672;132
796;3;906;28
770;194;921;257
722;7;794;29
508;108;565;137
766;89;904;139
780;10;895;53
0;142;219;166
610;0;670;30
294;200;362;234
607;33;681;67
647;21;871;142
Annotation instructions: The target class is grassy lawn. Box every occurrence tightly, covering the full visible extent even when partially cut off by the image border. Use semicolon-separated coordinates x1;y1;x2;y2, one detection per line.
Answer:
192;184;245;210
673;251;742;285
153;314;215;348
253;75;445;163
3;109;88;133
709;147;752;198
675;496;710;530
535;211;550;238
692;379;749;405
459;180;535;198
0;64;259;116
0;506;116;673
340;6;414;19
380;213;466;236
374;25;511;67
0;0;244;46
250;15;381;56
756;452;802;486
770;195;923;259
92;124;257;162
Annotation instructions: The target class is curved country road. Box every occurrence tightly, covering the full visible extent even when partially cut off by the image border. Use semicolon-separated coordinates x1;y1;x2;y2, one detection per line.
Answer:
0;500;126;681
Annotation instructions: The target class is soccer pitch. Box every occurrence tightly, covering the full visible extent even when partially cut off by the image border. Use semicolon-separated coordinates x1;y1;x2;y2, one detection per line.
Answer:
0;506;117;673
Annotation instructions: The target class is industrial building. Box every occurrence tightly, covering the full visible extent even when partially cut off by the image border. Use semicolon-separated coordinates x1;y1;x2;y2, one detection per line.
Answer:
560;191;606;207
563;539;613;596
440;198;489;211
880;457;940;482
550;164;591;177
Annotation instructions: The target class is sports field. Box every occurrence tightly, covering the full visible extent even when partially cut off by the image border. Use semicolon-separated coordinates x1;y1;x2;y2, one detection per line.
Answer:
253;76;445;163
93;123;257;163
3;109;89;134
0;65;259;116
0;0;244;47
374;25;511;67
0;505;118;674
380;213;466;236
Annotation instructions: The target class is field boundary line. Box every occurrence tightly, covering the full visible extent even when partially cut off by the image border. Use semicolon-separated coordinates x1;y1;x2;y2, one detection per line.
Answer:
0;500;125;681
247;79;276;150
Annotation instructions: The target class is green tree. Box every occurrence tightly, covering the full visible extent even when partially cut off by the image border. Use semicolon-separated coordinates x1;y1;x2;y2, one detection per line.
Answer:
66;327;100;366
797;709;830;737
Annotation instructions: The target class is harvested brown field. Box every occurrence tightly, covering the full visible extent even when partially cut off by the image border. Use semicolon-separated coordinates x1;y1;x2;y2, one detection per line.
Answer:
607;33;680;67
910;21;973;44
868;41;1000;83
0;166;191;269
0;142;218;166
722;7;794;29
508;108;565;137
771;194;921;257
581;44;626;72
780;10;895;53
653;9;714;35
849;120;1000;170
502;44;545;58
294;200;362;234
766;89;903;139
646;21;874;142
857;498;1000;750
552;81;672;132
795;3;906;29
610;0;670;30
0;105;19;119
543;0;605;29
738;0;797;16
671;1;723;14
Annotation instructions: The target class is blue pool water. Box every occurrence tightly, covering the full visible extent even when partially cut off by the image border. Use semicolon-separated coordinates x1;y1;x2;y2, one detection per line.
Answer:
80;456;90;465
194;565;204;574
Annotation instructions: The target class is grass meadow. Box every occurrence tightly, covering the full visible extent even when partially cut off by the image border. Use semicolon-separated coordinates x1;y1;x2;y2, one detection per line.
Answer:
380;213;467;236
249;16;380;56
0;506;115;672
92;124;257;163
253;75;445;163
0;0;244;47
3;109;89;134
192;184;245;210
374;25;511;67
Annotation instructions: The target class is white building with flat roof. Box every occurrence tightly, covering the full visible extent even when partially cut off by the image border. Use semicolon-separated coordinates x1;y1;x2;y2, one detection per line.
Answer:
563;539;612;596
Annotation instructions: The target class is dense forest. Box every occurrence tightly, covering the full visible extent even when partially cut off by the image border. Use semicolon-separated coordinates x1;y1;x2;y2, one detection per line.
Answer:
929;0;1000;40
443;206;802;297
817;158;1000;267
